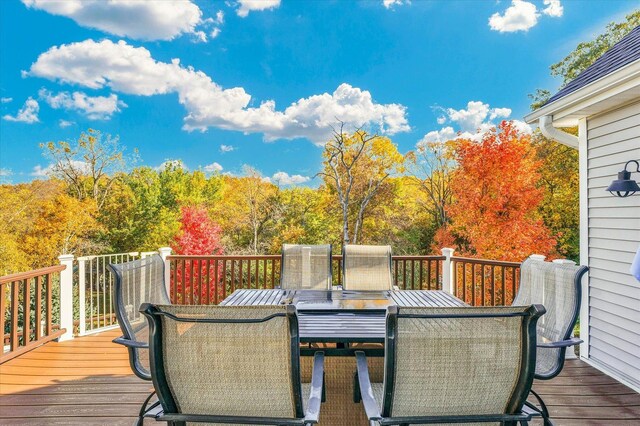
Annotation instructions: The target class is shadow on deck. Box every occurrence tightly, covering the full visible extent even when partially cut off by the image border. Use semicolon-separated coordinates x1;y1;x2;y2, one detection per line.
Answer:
1;329;639;425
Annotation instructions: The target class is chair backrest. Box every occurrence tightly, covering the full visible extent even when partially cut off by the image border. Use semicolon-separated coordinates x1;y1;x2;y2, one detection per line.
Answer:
381;305;544;421
513;257;588;379
280;244;332;290
108;254;170;380
141;304;305;422
342;244;393;290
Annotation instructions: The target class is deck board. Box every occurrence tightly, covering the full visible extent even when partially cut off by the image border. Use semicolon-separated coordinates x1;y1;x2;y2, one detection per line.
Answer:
1;329;639;425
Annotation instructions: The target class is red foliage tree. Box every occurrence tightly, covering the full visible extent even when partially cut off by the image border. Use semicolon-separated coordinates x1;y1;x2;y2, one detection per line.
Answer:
439;121;556;261
172;205;224;304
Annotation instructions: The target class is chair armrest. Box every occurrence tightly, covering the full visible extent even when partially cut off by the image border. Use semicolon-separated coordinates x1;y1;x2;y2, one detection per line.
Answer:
355;351;382;422
537;337;583;349
303;351;325;424
113;336;149;349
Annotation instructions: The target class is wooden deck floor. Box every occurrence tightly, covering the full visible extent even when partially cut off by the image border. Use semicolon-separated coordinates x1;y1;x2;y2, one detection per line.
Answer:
1;329;639;425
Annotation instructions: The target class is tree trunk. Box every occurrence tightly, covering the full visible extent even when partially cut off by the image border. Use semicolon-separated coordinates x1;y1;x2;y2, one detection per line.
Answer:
342;205;350;245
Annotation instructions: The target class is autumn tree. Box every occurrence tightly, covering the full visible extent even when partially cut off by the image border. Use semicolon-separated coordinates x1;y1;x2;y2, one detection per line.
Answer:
269;187;338;252
173;206;224;256
441;121;555;262
171;205;224;303
410;139;456;232
211;167;281;254
97;162;223;252
41;129;135;210
319;125;409;245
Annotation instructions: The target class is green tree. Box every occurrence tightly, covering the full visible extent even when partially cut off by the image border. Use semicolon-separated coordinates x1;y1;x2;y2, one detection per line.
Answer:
533;132;580;262
530;10;640;109
41;129;136;210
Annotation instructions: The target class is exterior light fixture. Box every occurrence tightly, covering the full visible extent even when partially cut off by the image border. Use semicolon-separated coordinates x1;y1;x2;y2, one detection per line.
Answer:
606;160;640;197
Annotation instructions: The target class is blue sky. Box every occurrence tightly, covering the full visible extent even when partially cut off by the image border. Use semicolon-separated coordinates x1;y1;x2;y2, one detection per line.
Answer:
0;0;636;184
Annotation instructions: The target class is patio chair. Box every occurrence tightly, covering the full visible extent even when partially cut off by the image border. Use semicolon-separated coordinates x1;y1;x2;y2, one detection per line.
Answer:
108;254;170;381
139;303;325;425
513;257;589;425
354;304;545;425
281;244;332;290
342;244;393;291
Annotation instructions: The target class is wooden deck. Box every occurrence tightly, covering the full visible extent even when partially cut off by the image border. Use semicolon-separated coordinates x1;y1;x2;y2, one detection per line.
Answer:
1;329;639;425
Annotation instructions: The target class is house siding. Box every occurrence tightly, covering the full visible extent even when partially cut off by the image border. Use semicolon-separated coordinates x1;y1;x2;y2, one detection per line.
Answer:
587;100;640;389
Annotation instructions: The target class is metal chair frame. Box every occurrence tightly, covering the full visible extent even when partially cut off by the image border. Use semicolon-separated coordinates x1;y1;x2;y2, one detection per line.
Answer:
139;303;325;425
109;254;170;381
354;305;545;425
280;244;333;290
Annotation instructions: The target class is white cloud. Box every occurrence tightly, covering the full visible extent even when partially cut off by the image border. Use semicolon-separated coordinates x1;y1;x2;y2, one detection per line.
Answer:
32;160;89;177
39;88;126;120
489;107;512;120
219;144;235;153
204;162;223;172
59;119;74;128
266;172;311;186
542;0;563;17
155;159;188;172
383;0;409;9
236;0;280;18
488;0;562;33
2;97;39;123
204;10;224;39
489;0;538;33
0;168;11;183
27;39;409;144
417;101;531;146
31;164;52;177
214;10;224;24
210;27;222;39
21;0;204;41
1;97;12;103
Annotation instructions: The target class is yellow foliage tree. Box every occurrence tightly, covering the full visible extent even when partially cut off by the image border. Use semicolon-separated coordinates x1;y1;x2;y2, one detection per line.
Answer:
319;126;410;244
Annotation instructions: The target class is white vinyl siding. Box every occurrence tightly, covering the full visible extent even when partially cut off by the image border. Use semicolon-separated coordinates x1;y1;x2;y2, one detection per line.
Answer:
586;100;640;389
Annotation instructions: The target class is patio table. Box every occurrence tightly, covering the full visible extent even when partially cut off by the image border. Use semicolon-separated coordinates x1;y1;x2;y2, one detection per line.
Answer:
221;289;467;425
220;289;466;348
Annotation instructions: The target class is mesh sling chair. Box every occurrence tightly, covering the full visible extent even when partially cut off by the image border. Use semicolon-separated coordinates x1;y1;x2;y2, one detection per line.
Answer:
280;244;333;290
354;305;546;426
139;304;325;425
342;245;393;291
108;254;170;381
513;258;588;425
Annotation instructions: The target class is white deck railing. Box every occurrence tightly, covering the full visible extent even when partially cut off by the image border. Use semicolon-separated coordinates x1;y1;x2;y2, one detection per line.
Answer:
76;252;151;335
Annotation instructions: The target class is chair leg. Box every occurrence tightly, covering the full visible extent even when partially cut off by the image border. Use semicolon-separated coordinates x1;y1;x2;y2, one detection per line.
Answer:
322;371;326;403
137;390;157;426
530;389;554;426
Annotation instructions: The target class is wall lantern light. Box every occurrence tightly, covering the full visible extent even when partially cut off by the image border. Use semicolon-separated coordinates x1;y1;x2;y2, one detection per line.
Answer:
606;160;640;197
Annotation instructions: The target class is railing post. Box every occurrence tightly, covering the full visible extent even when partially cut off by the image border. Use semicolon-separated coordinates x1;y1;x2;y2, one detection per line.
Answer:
158;247;172;296
77;257;87;336
441;248;455;295
553;258;579;360
58;254;75;341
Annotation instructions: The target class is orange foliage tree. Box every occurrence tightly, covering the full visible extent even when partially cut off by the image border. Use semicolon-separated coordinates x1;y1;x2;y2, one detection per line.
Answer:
438;121;556;262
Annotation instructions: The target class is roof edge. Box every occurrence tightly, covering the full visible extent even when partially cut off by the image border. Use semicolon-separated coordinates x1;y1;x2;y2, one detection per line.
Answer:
525;58;640;124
